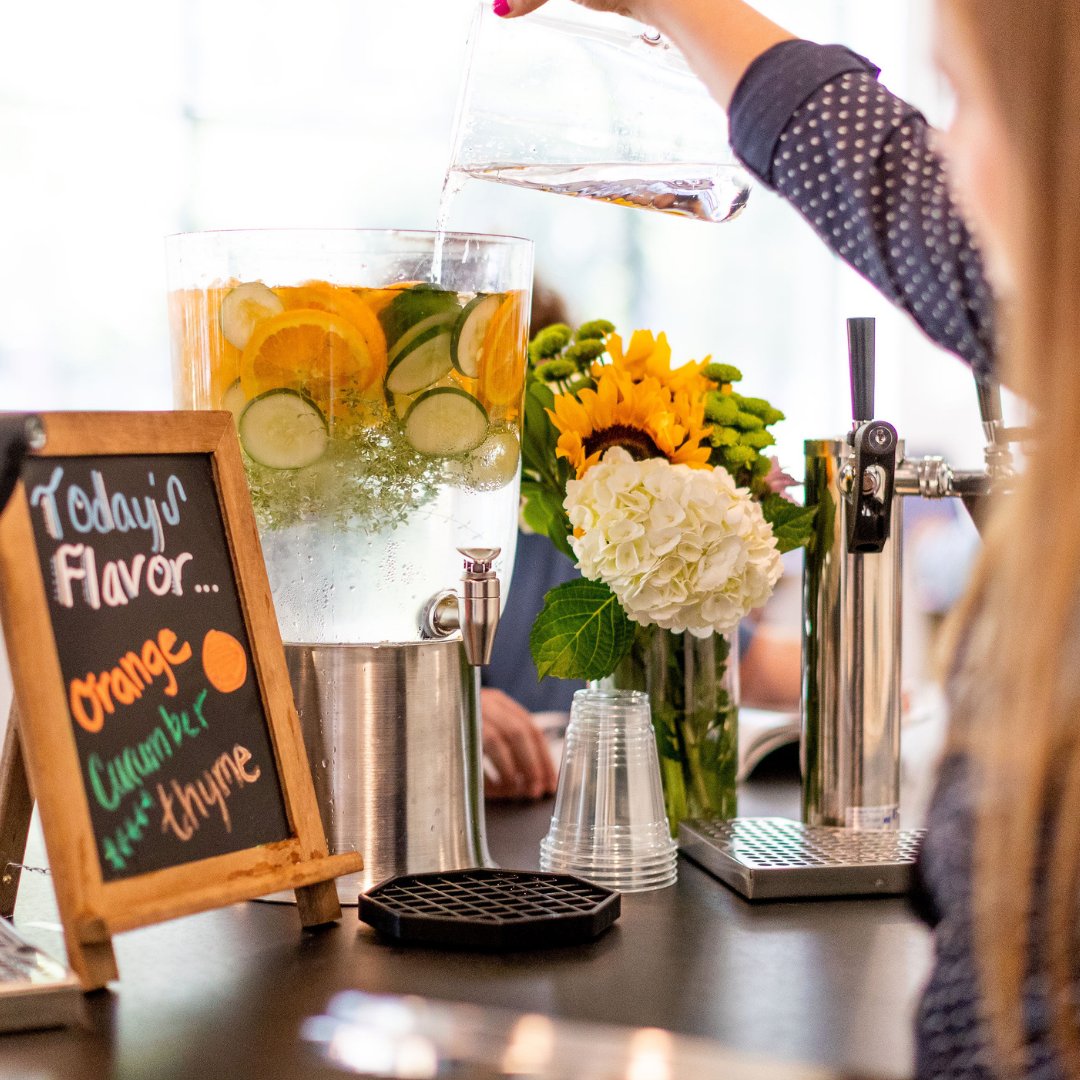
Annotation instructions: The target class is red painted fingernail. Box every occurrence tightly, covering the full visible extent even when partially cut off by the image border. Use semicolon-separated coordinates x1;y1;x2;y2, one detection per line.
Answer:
493;0;511;16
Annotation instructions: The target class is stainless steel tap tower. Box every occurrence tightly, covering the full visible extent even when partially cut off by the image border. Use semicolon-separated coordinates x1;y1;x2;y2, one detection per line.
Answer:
801;319;1012;829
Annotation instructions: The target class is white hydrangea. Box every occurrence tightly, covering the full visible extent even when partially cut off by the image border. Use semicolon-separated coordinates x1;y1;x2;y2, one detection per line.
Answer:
565;447;783;637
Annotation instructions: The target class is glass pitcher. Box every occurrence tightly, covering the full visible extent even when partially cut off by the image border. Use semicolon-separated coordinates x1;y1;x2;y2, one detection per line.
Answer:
447;0;750;224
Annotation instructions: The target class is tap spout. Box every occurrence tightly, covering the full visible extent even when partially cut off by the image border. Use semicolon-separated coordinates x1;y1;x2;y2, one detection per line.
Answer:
419;549;503;665
458;548;501;666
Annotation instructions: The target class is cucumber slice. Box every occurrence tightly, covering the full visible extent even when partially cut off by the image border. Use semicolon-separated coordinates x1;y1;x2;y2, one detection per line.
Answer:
451;294;502;378
378;284;460;348
221;378;247;420
387;310;459;367
385;326;454;395
220;282;285;350
403;387;489;456
238;389;329;469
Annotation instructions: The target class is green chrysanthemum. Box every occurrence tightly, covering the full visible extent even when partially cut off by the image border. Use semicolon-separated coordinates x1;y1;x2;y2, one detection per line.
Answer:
576;319;615;342
704;393;740;424
739;429;776;450
704;362;743;385
565;339;607;366
535;358;578;382
529;323;573;364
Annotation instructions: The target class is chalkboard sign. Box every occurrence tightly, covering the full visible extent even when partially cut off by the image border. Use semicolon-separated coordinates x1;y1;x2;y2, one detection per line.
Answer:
21;451;292;879
0;413;362;989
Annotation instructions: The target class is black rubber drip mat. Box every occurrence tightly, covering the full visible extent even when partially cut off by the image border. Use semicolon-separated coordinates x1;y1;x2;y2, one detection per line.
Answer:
359;868;621;949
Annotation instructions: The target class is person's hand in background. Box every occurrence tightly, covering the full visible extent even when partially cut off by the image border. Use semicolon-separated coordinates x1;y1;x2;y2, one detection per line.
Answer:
481;687;559;800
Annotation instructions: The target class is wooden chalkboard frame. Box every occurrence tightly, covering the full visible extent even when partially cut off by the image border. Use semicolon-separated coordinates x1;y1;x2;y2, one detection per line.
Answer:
0;412;362;988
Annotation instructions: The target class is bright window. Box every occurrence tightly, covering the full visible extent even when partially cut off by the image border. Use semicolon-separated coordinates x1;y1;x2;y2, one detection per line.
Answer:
0;0;993;708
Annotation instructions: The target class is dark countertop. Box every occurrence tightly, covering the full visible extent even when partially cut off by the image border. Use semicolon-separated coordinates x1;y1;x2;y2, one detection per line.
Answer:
3;768;932;1080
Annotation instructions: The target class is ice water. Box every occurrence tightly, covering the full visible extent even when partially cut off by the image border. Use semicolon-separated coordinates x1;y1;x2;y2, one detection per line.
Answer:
451;162;751;224
170;279;526;644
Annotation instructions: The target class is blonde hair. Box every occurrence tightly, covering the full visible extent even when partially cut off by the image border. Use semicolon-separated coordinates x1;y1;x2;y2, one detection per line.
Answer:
942;1;1080;1072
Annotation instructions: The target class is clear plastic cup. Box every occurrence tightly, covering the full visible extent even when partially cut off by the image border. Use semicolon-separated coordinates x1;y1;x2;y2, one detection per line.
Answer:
540;688;677;892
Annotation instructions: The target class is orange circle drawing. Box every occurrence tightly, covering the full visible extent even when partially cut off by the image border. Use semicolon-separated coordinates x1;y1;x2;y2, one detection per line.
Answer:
202;629;248;694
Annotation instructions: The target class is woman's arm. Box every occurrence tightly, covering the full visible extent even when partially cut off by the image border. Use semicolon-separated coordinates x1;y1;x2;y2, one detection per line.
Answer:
730;41;995;375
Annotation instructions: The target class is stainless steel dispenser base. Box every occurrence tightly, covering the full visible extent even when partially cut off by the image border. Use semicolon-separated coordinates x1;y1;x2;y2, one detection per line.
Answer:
266;639;492;904
678;817;924;900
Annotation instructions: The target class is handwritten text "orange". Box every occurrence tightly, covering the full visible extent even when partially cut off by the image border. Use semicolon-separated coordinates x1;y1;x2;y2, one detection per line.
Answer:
69;629;192;734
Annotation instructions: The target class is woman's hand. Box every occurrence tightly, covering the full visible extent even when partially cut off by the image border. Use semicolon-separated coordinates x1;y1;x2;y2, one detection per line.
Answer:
495;0;656;23
481;688;559;801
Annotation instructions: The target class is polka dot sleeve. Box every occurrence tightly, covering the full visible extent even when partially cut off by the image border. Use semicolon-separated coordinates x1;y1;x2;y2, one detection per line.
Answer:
730;41;996;377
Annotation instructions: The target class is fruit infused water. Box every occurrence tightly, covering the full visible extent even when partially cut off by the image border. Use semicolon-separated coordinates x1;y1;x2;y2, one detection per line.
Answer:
168;231;532;645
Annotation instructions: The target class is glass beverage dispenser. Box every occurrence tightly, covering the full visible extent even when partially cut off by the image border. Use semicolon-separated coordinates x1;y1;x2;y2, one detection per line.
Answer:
167;229;533;898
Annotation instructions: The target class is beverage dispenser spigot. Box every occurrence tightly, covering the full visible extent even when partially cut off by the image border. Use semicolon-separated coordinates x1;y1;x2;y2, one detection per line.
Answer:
421;548;503;666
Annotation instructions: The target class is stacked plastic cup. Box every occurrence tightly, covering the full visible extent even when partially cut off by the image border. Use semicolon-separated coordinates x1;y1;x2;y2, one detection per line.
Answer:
540;689;678;892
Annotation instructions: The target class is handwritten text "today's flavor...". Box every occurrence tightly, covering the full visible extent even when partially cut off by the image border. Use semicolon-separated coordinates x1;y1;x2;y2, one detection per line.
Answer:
29;466;194;610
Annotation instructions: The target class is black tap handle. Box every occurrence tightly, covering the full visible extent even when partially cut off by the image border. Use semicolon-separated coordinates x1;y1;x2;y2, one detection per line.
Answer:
847;420;898;553
975;375;1003;426
847;317;876;423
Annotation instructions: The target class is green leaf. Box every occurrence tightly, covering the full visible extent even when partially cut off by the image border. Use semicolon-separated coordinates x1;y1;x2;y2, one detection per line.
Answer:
521;378;559;484
762;493;817;554
520;481;575;561
529;579;635;681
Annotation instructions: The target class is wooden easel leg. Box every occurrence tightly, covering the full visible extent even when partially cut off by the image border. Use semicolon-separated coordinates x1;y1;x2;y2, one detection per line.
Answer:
67;917;119;990
0;704;33;919
294;880;343;927
0;706;119;988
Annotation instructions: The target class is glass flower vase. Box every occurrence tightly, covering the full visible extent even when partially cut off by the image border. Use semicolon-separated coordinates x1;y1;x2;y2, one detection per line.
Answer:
605;625;739;833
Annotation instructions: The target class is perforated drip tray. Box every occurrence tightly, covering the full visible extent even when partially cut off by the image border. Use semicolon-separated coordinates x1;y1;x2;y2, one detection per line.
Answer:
359;869;621;950
678;816;925;901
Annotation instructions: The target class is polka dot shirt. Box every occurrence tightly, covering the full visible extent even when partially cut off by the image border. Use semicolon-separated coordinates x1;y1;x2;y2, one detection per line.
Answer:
913;753;1066;1079
729;40;996;379
728;40;1054;1080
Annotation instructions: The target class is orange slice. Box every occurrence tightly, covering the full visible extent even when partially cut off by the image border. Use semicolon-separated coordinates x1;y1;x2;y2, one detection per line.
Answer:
478;291;527;409
279;280;388;379
239;308;377;413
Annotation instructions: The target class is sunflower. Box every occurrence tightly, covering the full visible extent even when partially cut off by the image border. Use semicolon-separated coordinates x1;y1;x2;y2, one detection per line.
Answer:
548;363;712;478
601;330;712;396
